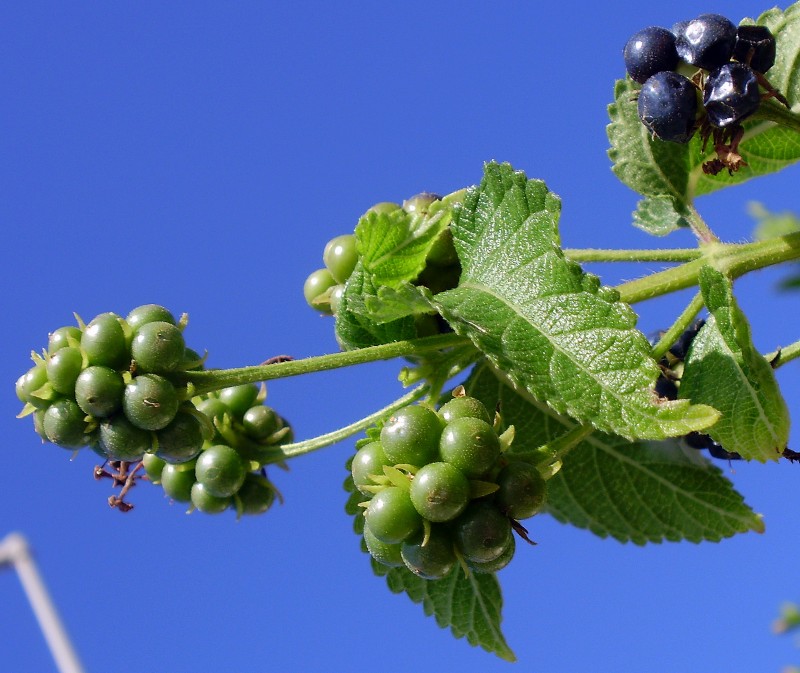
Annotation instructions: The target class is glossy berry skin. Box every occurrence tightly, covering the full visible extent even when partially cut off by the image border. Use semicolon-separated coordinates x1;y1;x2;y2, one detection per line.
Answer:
47;326;82;354
494;462;547;520
323;234;358;284
123;374;179;431
191;482;231;514
438;395;492;425
160;463;196;502
81;313;129;369
142;453;166;482
409;461;470;522
703;63;761;128
467;534;515;574
126;304;176;330
74;366;125;418
46;346;84;395
43;398;88;448
363;526;404;568
453;502;512;563
98;414;151;460
218;384;259;419
638;71;698;143
400;525;457;580
380;405;442;466
236;474;276;515
364;486;422;544
195;444;247;498
351;441;389;495
242;405;279;440
439;417;500;478
131;321;186;373
402;192;440;215
623;26;679;84
674;14;737;70
303;268;337;314
155;411;204;463
16;364;50;408
733;25;776;74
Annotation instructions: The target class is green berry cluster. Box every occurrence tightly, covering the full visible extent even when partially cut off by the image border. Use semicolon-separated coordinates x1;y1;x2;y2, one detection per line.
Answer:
144;383;290;516
303;193;461;323
16;307;290;515
16;305;204;461
349;392;546;579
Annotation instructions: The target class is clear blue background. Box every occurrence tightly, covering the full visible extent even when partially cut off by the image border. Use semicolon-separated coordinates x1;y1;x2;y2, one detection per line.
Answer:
2;2;800;671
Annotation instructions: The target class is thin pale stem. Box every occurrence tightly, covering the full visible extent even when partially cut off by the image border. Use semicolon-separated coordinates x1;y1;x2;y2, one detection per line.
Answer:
650;292;704;361
259;384;430;464
767;339;800;369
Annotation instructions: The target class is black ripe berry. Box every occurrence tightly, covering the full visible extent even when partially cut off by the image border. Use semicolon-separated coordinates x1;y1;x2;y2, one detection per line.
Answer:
674;14;737;70
733;25;776;74
623;26;679;84
703;62;761;128
638;71;698;143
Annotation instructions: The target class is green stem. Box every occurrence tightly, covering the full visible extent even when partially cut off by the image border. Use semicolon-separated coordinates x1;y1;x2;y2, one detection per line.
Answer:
753;97;800;135
650;292;704;361
766;338;800;369
181;333;467;396
564;248;702;263
532;424;595;479
615;232;800;304
258;384;429;464
685;203;719;245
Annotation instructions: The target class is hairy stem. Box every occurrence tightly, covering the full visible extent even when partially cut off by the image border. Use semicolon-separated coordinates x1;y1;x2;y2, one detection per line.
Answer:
181;333;467;395
564;248;702;263
259;384;429;464
767;339;800;369
650;292;704;361
615;232;800;304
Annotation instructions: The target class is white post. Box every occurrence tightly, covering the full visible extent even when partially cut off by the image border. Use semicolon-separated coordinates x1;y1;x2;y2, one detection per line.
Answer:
0;532;86;673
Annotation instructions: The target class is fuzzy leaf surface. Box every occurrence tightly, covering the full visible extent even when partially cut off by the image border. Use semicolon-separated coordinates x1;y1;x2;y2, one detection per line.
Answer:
335;262;417;349
608;2;800;220
435;162;718;440
464;364;765;544
633;196;691;236
678;267;790;461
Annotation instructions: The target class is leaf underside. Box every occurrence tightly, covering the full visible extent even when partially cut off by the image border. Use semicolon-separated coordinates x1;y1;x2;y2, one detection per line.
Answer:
464;363;765;544
434;161;718;440
678;267;791;462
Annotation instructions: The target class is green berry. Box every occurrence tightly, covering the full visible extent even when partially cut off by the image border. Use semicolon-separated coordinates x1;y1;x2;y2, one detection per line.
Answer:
453;502;512;563
439;417;500;478
142;453;166;482
47;326;82;354
123;374;180;431
401;525;457;580
467;534;516;574
131;321;186;373
363;526;404;567
218;384;259;420
495;462;547;520
191;482;231;514
46;347;84;395
351;441;389;495
160;463;196;502
81;313;129;369
438;395;492;425
364;486;422;544
98;413;152;461
242;405;279;440
74;366;125;418
236;474;276;515
16;363;52;408
402;192;440;215
323;234;358;283
195;444;247;498
43;398;88;449
126;304;177;330
366;202;400;215
380;405;442;466
409;462;469;522
303;268;337;313
155;411;204;463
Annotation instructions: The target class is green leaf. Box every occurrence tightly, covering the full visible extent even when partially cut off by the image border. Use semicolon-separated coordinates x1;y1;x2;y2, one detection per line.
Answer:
463;363;765;544
382;566;515;662
334;261;418;350
356;202;452;287
678;267;790;462
750;201;800;240
361;282;436;324
434;161;718;440
608;3;800;219
633;196;691;236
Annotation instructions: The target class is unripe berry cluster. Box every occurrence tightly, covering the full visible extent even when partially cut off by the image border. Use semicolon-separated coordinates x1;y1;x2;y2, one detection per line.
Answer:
144;383;290;516
16;305;204;461
350;392;546;579
15;307;290;515
651;320;742;461
303;193;460;332
623;15;779;148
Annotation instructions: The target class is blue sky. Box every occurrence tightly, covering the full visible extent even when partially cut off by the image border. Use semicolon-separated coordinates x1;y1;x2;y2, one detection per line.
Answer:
2;2;800;671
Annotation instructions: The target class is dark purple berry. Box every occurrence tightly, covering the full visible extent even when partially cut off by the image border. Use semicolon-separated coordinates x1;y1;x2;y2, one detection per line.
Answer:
623;26;679;84
703;63;761;128
733;25;776;74
655;375;678;400
675;14;737;70
669;319;705;361
638;71;698;143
